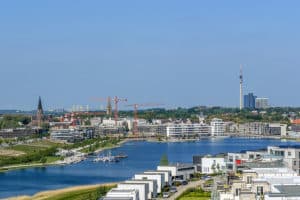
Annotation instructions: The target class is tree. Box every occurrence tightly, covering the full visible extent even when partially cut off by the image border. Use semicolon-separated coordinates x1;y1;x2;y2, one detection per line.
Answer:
216;163;220;172
160;154;169;166
40;157;47;164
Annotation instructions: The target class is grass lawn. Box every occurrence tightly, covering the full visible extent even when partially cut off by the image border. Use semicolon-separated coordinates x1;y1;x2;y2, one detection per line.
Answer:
8;144;49;154
0;140;62;168
45;156;61;163
176;187;211;200
179;197;210;200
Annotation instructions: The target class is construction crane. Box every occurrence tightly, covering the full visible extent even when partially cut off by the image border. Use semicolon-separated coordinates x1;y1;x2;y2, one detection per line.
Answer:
126;103;163;135
112;96;127;126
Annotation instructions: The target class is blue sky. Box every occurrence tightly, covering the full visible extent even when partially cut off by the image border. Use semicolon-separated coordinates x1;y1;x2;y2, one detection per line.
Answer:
0;1;300;110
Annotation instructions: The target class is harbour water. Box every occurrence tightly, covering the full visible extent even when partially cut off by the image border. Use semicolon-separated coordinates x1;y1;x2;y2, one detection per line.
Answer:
0;137;299;198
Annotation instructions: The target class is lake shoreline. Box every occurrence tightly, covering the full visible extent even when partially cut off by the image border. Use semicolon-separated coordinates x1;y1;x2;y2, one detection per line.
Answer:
7;182;118;200
1;137;299;199
0;136;286;172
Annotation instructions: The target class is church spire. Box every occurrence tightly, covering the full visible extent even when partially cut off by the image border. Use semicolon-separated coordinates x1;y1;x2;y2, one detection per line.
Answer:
37;96;44;127
38;96;43;112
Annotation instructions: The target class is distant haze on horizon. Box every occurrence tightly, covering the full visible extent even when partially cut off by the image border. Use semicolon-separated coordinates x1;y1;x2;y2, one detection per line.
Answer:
1;1;300;110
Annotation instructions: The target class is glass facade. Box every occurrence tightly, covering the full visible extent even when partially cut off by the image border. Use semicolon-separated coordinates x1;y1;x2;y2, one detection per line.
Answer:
244;93;257;109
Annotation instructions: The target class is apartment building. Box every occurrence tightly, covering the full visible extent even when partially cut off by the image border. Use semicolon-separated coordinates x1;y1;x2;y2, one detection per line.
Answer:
166;123;211;138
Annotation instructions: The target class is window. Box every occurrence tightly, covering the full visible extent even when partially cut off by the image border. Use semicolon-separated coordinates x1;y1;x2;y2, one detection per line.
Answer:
257;186;264;195
247;176;252;184
294;161;297;166
288;152;291;156
235;188;241;196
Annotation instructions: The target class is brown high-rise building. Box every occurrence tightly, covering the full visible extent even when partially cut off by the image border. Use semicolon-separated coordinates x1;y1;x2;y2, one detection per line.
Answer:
106;96;112;116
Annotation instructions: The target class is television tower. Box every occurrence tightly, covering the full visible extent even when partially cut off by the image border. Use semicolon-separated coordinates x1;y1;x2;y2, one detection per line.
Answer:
239;65;243;110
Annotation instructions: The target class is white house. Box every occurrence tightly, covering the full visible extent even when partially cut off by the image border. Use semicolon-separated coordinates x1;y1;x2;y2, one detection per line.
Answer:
201;157;226;174
117;182;149;200
134;173;164;194
106;189;139;200
126;179;157;199
157;164;195;180
144;170;172;185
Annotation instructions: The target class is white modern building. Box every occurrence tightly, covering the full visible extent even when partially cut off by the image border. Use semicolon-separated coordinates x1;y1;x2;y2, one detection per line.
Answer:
153;170;173;186
90;117;102;126
255;98;269;109
157;164;195;180
126;179;157;199
268;145;300;175
134;173;164;194
269;123;287;137
210;118;225;136
201;157;226;174
50;129;83;142
106;189;139;200
117;182;149;200
166;123;211;138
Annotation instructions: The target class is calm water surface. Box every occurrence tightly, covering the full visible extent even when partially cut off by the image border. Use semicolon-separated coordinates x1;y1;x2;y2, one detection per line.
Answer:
0;138;298;198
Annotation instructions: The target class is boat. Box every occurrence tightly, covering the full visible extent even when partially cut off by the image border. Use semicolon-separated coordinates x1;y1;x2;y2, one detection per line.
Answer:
93;151;119;163
115;153;128;159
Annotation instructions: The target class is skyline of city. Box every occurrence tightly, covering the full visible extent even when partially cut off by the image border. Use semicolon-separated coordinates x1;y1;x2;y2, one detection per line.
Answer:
1;1;300;109
2;2;300;200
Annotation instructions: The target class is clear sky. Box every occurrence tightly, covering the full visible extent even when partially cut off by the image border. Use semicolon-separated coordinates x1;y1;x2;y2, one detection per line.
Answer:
1;1;300;110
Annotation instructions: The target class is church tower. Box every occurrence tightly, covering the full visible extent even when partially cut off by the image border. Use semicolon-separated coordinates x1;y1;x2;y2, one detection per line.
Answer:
37;96;44;127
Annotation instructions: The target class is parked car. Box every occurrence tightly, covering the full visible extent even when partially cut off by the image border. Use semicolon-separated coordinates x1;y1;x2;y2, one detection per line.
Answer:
170;186;177;193
182;180;188;185
163;192;170;198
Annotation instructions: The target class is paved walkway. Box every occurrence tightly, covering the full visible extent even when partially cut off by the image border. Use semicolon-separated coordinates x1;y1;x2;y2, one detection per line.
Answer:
164;180;203;200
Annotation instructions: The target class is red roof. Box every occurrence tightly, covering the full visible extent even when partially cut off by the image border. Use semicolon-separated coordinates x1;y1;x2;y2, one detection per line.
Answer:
292;119;300;124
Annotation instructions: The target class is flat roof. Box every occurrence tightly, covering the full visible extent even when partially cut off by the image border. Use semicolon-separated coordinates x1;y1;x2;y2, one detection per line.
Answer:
137;172;163;176
126;180;152;184
166;163;194;168
268;185;300;197
118;182;147;186
277;145;300;149
109;189;137;193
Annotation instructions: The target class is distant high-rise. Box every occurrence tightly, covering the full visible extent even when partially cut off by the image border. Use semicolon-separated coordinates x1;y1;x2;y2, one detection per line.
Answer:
244;93;257;109
106;96;112;116
239;65;243;110
255;98;269;109
37;96;44;127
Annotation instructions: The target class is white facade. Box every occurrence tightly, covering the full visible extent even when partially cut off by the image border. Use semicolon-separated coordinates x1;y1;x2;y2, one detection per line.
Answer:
134;173;163;194
50;129;83;142
155;170;173;186
269;123;287;137
255;98;269;109
117;183;149;200
90;117;102;126
201;157;226;174
210;118;225;136
166;123;211;138
106;189;139;200
102;118;126;127
157;164;195;180
126;179;157;199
